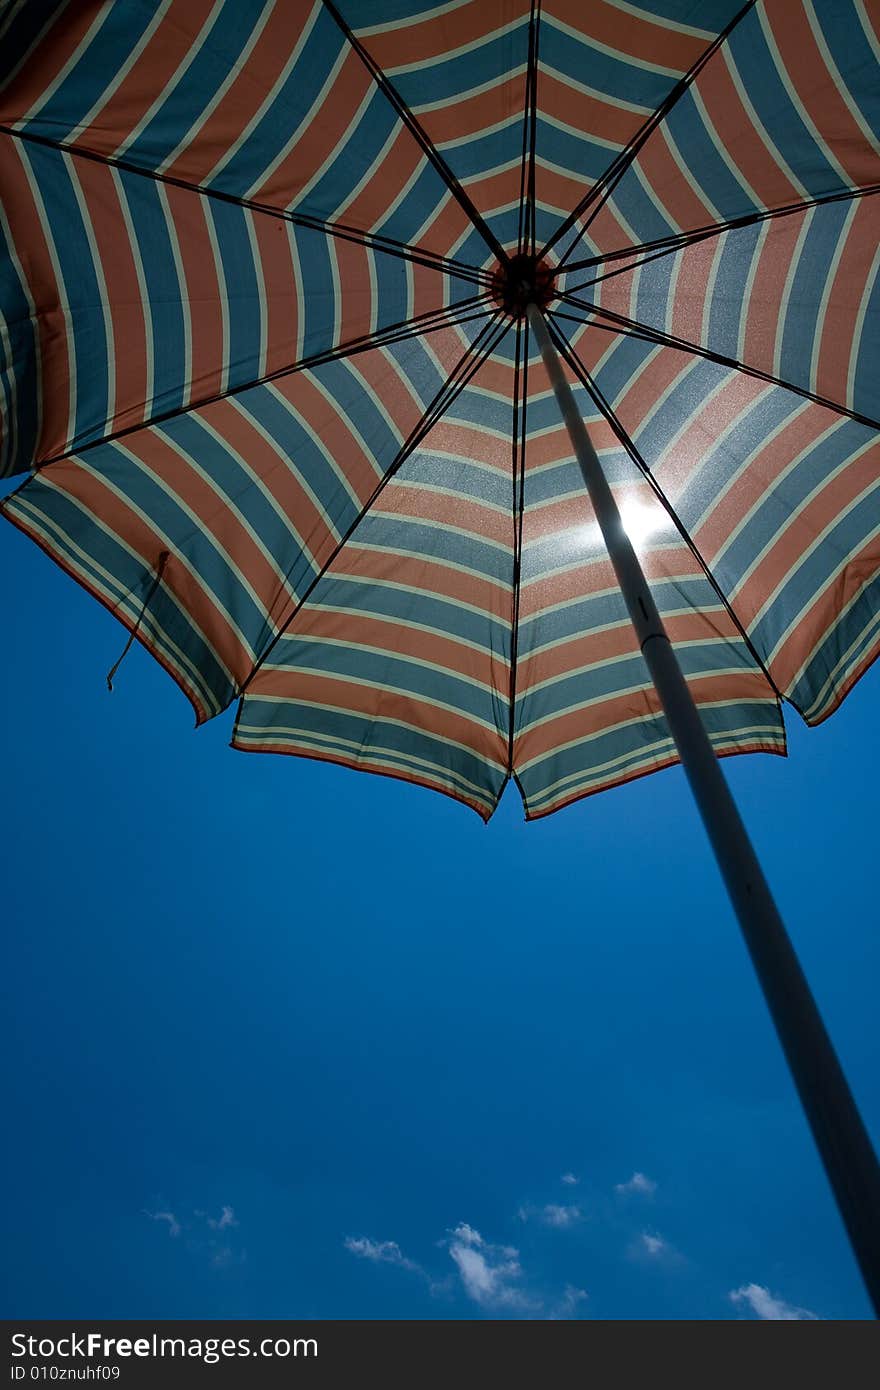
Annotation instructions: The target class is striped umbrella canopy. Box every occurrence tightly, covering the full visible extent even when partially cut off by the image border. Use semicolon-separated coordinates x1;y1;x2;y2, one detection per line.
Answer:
1;0;879;1308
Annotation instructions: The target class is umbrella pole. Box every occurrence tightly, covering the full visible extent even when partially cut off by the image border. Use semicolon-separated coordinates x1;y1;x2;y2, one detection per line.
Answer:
527;302;880;1316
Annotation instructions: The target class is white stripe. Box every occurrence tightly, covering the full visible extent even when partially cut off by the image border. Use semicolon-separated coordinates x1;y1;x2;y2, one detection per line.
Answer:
518;691;775;767
155;180;190;408
804;0;880;157
736;219;771;363
756;5;853;187
14;1;111;122
209;6;322;189
356;0;472;38
244;210;269;380
383;17;525;76
603;0;715;41
854;0;880;64
798;592;880;720
810;200;858;397
414;66;527;116
155;1;274;175
722;46;811;201
63;151;115;433
243;22;344;201
69;0;174;139
757;480;880;656
253;673;501;736
729;435;876;607
847;237;880;410
526;714;782;807
112;167;153;414
538;57;651;115
235;717;500;801
17;144;76;447
543;12;685;78
771;210;813;381
114;0;227;159
204;203;229;397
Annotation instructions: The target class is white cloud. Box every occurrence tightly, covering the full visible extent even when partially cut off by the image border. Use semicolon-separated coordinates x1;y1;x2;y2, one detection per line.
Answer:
518;1203;583;1228
447;1225;534;1312
344;1236;422;1275
640;1232;667;1258
449;1222;483;1247
561;1173;579;1186
207;1205;238;1231
144;1210;180;1238
729;1284;818;1321
614;1172;657;1197
551;1285;589;1319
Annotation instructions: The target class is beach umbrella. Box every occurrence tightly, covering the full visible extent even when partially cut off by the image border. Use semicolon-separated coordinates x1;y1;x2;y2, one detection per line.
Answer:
1;0;878;1310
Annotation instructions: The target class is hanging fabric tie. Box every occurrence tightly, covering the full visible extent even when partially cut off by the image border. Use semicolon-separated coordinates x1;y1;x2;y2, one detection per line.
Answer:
106;551;170;692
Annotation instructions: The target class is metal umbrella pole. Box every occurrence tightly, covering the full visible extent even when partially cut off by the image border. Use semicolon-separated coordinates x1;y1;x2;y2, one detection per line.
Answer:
527;301;880;1317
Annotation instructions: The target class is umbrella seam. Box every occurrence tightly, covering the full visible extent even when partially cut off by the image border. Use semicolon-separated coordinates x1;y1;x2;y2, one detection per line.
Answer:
320;0;509;266
0;123;490;286
233;311;509;704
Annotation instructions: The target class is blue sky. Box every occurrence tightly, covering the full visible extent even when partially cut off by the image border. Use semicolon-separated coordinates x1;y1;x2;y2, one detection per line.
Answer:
2;512;877;1321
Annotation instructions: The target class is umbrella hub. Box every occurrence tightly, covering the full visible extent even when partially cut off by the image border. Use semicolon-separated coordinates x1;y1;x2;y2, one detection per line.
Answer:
491;253;555;317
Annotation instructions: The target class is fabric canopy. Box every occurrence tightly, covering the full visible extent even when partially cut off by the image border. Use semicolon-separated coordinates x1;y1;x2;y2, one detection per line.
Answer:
1;0;878;819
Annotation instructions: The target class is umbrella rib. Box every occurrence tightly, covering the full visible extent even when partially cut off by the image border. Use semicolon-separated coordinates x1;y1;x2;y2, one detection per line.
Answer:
320;0;509;266
507;315;529;773
557;294;880;431
562;183;880;286
538;0;758;268
545;311;786;702
24;295;494;472
235;311;510;698
0;123;490;286
516;0;541;258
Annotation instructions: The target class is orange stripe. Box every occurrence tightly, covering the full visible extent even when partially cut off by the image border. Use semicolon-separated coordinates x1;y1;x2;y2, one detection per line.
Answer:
0;2;103;122
42;459;256;681
693;404;834;563
273;372;384;502
699;48;802;208
515;669;772;762
524;739;784;819
329;547;510;617
72;158;149;437
341;127;425;234
332;235;373;347
548;0;708;70
161;183;225;405
766;3;880;188
72;0;218;155
250;213;299;376
250;51;373;206
731;438;880;628
285;606;507;690
377;482;513;547
163;5;314;185
517;608;741;692
741;214;805;371
246;668;508;764
360;2;519;67
771;531;880;698
815;199;880;409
